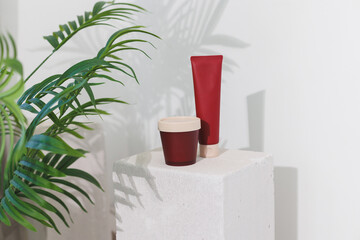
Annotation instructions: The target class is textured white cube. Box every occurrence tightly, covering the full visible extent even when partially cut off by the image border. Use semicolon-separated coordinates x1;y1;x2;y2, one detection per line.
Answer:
113;149;274;240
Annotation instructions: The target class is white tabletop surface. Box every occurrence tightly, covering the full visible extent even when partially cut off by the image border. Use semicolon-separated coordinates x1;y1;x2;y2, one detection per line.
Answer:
114;148;271;177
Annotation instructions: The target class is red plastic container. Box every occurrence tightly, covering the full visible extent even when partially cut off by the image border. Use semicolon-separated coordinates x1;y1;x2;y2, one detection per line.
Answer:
158;117;201;166
191;55;223;158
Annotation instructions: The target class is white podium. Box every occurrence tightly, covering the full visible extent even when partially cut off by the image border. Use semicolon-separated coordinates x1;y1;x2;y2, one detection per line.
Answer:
113;149;274;240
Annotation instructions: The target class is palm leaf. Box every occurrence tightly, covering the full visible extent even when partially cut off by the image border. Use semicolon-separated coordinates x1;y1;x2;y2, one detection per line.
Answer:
26;135;84;158
1;198;36;231
4;188;48;222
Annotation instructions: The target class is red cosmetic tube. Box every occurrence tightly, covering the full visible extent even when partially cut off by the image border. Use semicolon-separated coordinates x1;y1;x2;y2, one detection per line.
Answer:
191;55;223;158
158;117;201;166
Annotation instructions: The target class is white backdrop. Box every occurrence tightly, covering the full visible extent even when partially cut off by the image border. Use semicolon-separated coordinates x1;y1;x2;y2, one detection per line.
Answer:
1;0;360;239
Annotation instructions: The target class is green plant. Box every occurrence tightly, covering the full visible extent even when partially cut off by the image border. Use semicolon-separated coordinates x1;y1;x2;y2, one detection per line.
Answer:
0;1;159;233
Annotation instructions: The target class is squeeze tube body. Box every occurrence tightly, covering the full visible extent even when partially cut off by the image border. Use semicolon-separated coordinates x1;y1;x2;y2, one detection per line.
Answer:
191;55;223;158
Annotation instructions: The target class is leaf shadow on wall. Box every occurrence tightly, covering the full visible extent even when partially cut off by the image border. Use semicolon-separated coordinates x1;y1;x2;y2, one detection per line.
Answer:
106;0;249;234
241;90;298;240
113;151;162;232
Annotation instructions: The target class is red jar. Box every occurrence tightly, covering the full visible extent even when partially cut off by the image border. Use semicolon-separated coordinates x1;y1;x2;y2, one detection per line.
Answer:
158;117;201;166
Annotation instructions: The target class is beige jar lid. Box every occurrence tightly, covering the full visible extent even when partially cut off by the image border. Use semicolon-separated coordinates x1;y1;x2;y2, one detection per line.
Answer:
158;116;201;133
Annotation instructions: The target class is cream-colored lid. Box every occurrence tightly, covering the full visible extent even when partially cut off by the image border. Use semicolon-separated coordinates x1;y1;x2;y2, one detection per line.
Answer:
158;116;201;132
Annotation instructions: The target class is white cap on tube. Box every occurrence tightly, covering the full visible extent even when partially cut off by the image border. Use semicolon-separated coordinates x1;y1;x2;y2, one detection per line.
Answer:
199;144;219;158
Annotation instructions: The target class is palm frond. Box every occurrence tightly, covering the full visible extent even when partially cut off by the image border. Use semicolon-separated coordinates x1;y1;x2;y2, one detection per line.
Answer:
0;33;26;195
25;1;147;82
44;2;145;51
1;1;160;234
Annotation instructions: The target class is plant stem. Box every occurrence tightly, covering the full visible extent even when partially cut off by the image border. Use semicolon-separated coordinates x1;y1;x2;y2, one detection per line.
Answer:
24;52;54;83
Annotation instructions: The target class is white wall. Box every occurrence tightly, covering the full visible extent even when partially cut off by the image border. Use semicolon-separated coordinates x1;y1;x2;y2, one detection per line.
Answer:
263;0;360;239
0;0;17;37
1;0;360;239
